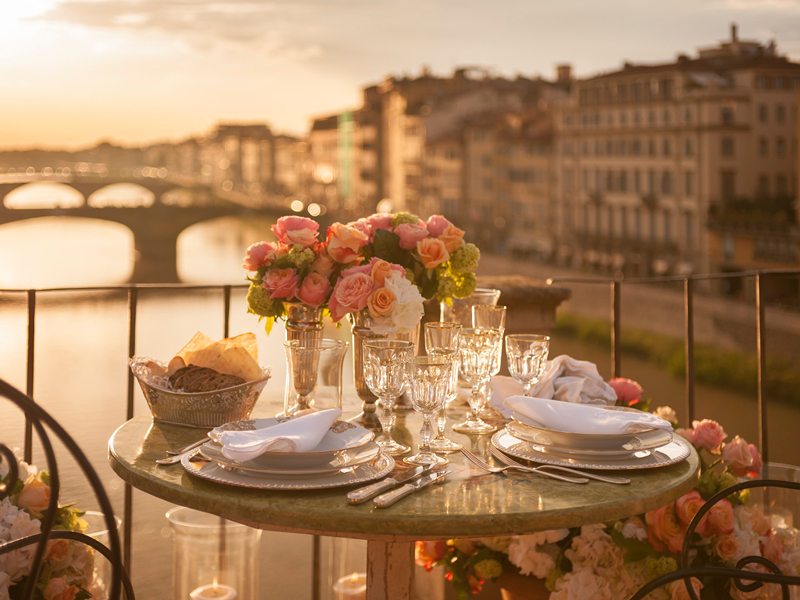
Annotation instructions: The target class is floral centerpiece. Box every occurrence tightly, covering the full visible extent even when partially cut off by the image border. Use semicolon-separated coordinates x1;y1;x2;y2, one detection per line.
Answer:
417;379;799;600
1;455;96;600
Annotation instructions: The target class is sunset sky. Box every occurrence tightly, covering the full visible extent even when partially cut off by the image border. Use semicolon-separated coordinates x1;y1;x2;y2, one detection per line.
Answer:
2;0;799;149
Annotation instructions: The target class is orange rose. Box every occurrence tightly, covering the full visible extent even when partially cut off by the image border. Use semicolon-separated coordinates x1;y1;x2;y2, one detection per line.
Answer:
370;259;394;287
367;287;396;318
667;577;703;600
645;504;685;553
714;533;742;564
706;499;734;535
439;223;465;252
327;222;368;264
17;477;51;518
43;577;78;600
416;238;449;270
674;490;710;536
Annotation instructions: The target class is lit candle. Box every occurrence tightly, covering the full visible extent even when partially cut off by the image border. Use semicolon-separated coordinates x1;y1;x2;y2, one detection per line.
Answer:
333;572;367;600
189;583;238;600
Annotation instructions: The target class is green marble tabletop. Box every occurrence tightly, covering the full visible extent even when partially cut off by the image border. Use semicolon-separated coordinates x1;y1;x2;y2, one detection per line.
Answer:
108;401;699;542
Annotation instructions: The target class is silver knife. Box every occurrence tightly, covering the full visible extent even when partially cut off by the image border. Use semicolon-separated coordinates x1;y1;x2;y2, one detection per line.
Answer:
373;469;448;509
346;465;432;505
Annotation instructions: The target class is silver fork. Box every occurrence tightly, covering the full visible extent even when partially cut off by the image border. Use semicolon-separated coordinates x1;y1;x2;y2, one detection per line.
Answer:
165;437;209;456
489;446;631;485
459;447;589;484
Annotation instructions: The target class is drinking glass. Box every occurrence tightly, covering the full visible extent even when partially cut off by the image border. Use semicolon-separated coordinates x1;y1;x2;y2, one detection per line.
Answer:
404;355;452;467
283;339;348;417
363;339;414;455
439;288;501;326
505;334;550;396
472;304;507;414
424;322;462;453
453;328;503;435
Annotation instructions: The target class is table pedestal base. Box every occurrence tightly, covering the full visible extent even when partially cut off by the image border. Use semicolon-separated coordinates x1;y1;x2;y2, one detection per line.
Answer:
366;540;414;600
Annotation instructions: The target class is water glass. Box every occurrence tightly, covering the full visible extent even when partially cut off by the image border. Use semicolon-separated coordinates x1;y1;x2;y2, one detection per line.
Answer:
283;339;348;417
472;304;507;413
453;328;502;435
424;322;462;453
505;334;550;396
439;288;501;327
404;355;452;467
363;339;414;455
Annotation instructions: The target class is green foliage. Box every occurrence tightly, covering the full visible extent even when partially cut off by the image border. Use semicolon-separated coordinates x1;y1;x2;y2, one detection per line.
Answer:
391;212;420;226
371;229;408;267
609;527;655;562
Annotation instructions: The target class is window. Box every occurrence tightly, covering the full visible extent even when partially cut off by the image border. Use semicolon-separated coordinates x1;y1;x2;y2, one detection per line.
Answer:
582;205;590;231
721;107;734;124
662;109;671;124
758;174;769;198
683;107;692;123
776;104;786;123
648;139;657;156
607;206;615;236
684;171;694;196
758;104;768;123
634;170;641;193
564;169;574;193
648;209;657;242
721;170;736;200
661;171;673;195
620;206;628;238
662;138;671;156
648;169;656;194
663;209;672;242
582;169;589;192
758;137;768;157
721;137;735;157
684;212;694;249
777;137;787;158
776;174;788;196
648;110;656;125
619;170;628;192
684;138;694;156
634;207;642;240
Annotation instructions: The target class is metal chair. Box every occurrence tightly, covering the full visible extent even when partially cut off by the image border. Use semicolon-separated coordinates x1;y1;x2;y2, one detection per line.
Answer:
629;478;800;600
0;378;135;599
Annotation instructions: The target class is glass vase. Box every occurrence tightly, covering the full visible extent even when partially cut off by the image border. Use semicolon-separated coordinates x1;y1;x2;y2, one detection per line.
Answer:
349;310;419;429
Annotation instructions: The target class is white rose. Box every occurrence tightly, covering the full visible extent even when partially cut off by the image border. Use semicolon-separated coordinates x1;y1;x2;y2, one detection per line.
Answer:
652;405;678;424
507;542;555;578
620;518;648;542
0;498;41;583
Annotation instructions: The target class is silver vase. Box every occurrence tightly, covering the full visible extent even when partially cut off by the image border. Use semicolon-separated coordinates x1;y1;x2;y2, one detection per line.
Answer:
349;310;419;429
284;302;324;346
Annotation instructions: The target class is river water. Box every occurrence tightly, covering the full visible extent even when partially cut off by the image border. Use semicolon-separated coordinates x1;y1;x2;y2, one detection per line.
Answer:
1;192;797;598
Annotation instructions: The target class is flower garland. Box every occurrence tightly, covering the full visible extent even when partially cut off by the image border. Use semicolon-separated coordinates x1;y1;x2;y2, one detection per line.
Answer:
0;454;96;600
416;379;799;600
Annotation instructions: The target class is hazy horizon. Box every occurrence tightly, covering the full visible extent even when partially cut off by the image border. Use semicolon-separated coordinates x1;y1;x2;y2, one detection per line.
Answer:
2;0;800;150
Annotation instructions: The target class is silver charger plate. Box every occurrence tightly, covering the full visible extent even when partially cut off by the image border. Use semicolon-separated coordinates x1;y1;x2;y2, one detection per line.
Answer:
509;412;672;451
182;448;395;490
198;441;382;476
491;430;691;471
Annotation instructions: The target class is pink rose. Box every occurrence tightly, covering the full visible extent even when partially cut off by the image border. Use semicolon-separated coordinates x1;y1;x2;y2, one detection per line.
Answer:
17;476;51;518
762;531;784;565
297;272;331;308
667;577;703;600
608;377;643;406
416;238;450;270
394;220;429;250
748;443;762;475
366;213;393;235
674;490;710;536
310;252;335;278
242;241;280;271
706;499;735;535
329;272;374;321
675;427;696;444
426;214;453;237
271;216;319;248
327;222;368;264
722;435;756;476
645;504;685;553
691;419;727;452
43;577;79;600
262;268;299;300
439;223;466;252
347;218;372;239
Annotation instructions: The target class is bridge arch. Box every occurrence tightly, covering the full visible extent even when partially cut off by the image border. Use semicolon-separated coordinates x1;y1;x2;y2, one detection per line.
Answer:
87;183;155;208
3;181;85;209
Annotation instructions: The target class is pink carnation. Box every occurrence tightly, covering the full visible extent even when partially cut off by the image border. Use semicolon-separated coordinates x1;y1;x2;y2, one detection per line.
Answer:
328;272;374;321
242;241;279;271
394;220;429;249
608;377;643;406
271;216;319;248
262;268;299;300
426;214;453;237
691;419;727;452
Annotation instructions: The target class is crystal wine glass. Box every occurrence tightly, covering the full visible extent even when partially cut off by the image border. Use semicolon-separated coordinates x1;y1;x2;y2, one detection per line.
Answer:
452;328;503;435
504;334;550;396
472;304;507;416
363;339;414;455
404;355;452;467
424;321;462;453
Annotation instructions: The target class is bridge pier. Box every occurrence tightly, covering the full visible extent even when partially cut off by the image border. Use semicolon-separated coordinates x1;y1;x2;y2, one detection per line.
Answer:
130;232;179;283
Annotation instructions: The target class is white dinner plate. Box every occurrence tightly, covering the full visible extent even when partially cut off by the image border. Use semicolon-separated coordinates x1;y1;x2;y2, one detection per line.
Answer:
208;418;374;468
181;449;395;490
198;441;382;476
491;430;691;471
507;415;673;451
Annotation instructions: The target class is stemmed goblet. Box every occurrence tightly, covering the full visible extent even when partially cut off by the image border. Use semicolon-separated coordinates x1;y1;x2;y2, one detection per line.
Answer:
404;355;452;467
472;304;507;417
452;328;503;435
505;334;550;397
363;339;414;455
424;322;462;453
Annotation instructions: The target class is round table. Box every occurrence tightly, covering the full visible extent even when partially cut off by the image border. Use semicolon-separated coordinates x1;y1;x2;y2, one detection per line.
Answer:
109;411;699;600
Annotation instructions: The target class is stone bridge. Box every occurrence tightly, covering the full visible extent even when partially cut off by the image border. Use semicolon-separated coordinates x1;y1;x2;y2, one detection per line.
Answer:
0;176;285;282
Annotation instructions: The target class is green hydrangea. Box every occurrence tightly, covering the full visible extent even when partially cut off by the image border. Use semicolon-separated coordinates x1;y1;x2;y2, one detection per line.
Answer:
246;282;278;317
454;272;477;298
473;558;503;580
392;211;421;226
449;243;480;273
642;555;678;580
286;247;316;270
436;274;457;299
697;469;738;499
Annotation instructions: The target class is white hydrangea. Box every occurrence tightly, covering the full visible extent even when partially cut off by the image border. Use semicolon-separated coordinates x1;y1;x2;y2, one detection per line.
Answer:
375;271;424;334
550;567;616;600
0;497;41;584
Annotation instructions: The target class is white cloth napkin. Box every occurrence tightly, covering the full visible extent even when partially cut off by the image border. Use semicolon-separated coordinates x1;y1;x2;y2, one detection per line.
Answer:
490;355;618;417
218;408;341;462
506;395;672;434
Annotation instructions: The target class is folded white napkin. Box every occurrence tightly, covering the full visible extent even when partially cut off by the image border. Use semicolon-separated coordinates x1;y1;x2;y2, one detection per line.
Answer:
218;408;341;462
506;396;672;434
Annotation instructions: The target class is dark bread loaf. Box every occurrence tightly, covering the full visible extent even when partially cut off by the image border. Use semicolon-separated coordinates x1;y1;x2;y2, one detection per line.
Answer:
168;365;246;392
